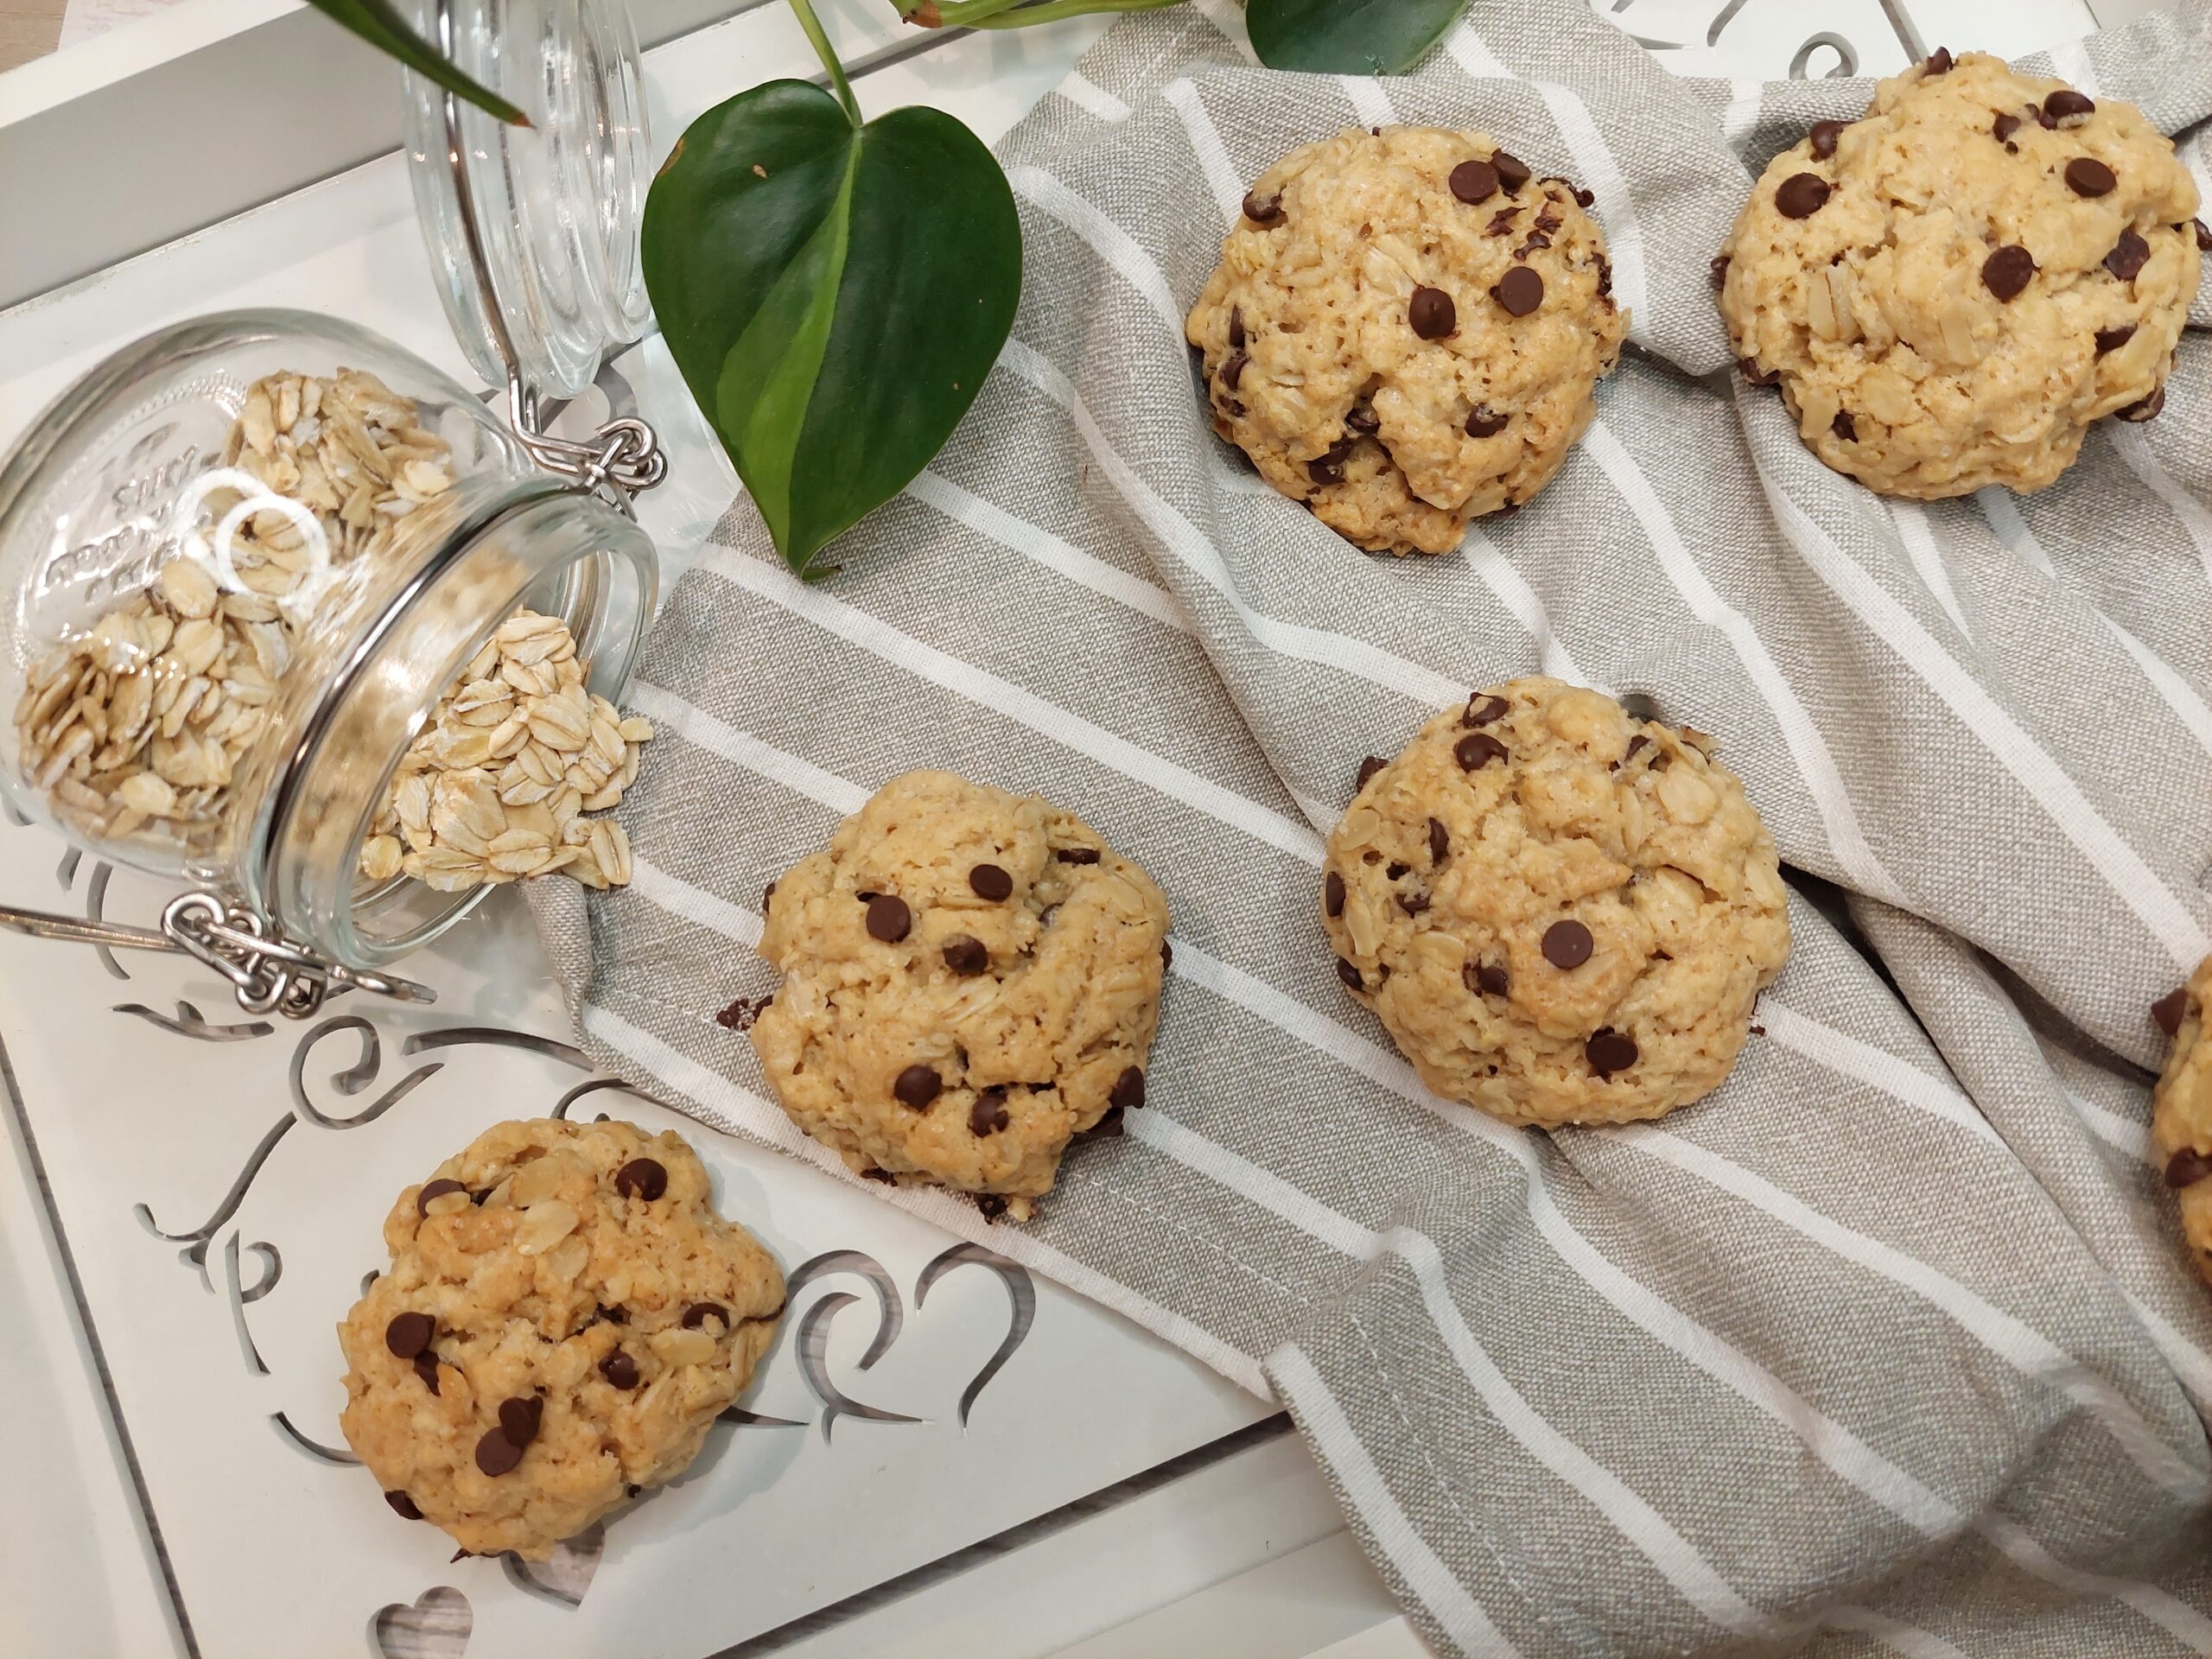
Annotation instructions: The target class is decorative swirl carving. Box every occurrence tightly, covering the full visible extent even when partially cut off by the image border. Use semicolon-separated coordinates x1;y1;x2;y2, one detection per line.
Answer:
796;1293;923;1441
55;847;79;890
786;1250;903;1370
402;1027;590;1068
226;1233;279;1373
291;1016;443;1128
552;1076;665;1120
271;1410;359;1465
1791;31;1858;79
84;861;127;981
114;999;273;1041
916;1243;1035;1431
135;1116;293;1272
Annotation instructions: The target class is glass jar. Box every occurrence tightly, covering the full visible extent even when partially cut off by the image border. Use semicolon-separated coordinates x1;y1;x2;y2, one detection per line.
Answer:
0;311;658;992
402;0;654;403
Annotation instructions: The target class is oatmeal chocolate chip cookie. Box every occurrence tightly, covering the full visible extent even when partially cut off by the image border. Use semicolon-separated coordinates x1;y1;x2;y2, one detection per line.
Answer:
1322;678;1789;1126
751;771;1169;1220
1719;49;2201;499
1185;125;1627;556
338;1118;784;1559
2153;957;2212;1287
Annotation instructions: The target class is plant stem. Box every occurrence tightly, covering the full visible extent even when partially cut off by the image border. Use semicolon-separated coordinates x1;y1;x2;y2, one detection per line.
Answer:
962;0;1183;24
788;0;862;124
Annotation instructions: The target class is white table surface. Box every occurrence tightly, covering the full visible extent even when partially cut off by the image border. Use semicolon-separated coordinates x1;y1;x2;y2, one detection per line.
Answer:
0;1;2113;1656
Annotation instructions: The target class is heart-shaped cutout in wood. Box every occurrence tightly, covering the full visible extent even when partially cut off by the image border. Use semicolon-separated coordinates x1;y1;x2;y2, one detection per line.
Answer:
372;1585;470;1658
503;1522;603;1607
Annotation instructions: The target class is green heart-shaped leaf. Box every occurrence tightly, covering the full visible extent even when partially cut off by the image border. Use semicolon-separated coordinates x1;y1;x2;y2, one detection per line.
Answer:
643;80;1022;577
1247;0;1467;75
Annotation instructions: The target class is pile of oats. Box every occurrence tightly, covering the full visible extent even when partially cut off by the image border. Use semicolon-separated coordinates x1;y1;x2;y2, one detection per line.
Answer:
359;609;652;893
12;368;457;849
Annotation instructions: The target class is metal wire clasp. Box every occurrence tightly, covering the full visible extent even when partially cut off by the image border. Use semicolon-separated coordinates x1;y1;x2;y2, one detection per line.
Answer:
505;379;666;517
161;893;437;1017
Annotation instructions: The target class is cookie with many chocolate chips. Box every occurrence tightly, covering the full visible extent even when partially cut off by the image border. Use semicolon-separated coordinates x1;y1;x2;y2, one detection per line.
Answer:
751;771;1169;1220
1185;124;1627;555
1718;50;2200;498
2152;956;2212;1287
1321;677;1789;1126
337;1118;784;1560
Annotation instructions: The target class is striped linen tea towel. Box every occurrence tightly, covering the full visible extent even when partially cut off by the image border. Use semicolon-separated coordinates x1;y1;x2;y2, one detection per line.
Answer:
531;2;2212;1653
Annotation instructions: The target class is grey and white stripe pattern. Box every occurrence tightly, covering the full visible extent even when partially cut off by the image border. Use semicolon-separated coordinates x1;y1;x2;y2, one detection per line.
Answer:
533;3;2212;1652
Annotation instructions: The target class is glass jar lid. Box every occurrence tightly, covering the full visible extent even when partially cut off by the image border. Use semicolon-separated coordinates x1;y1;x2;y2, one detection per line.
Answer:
401;0;653;404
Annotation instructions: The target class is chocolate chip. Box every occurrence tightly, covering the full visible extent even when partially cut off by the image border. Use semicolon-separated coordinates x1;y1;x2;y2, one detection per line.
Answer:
1307;436;1356;486
861;1166;895;1184
1243;191;1283;226
1088;1106;1125;1137
2168;1147;2212;1188
1386;861;1409;880
613;1157;667;1202
1465;404;1508;438
1218;351;1248;391
1356;755;1388;791
416;1178;467;1217
1162;940;1173;971
1923;46;1952;74
1462;694;1509;727
969;1090;1010;1135
1397;893;1431;917
894;1065;942;1109
2094;324;2137;355
1808;119;1847;159
1775;173;1832;219
1109;1066;1147;1110
1454;732;1508;770
385;1490;423;1520
2037;105;2056;130
1831;410;1857;441
414;1354;441;1394
590;1303;628;1325
1345;403;1381;434
1485;207;1520;237
1228;306;1246;349
1573;185;1595;208
1492;266;1543;317
2196;219;2212;252
600;1351;639;1389
1981;245;2035;302
1408;286;1457;340
715;996;768;1032
2065;157;2116;198
2104;228;2149;280
1055;847;1102;864
1738;358;1781;386
2118;386;2165;423
1427;817;1449;862
1709;253;1731;290
1586;1027;1639;1076
2154;986;2190;1037
2044;89;2094;125
1515;230;1552;257
968;863;1014;901
1491;150;1531;192
1468;961;1510;998
976;1194;1010;1222
498;1395;543;1449
943;935;988;976
1325;871;1346;917
1450;158;1499;204
1336;959;1365;993
762;880;776;912
385;1312;434;1359
474;1428;523;1478
866;893;912;942
682;1302;728;1331
1622;734;1649;766
1993;111;2020;143
1541;919;1593;969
